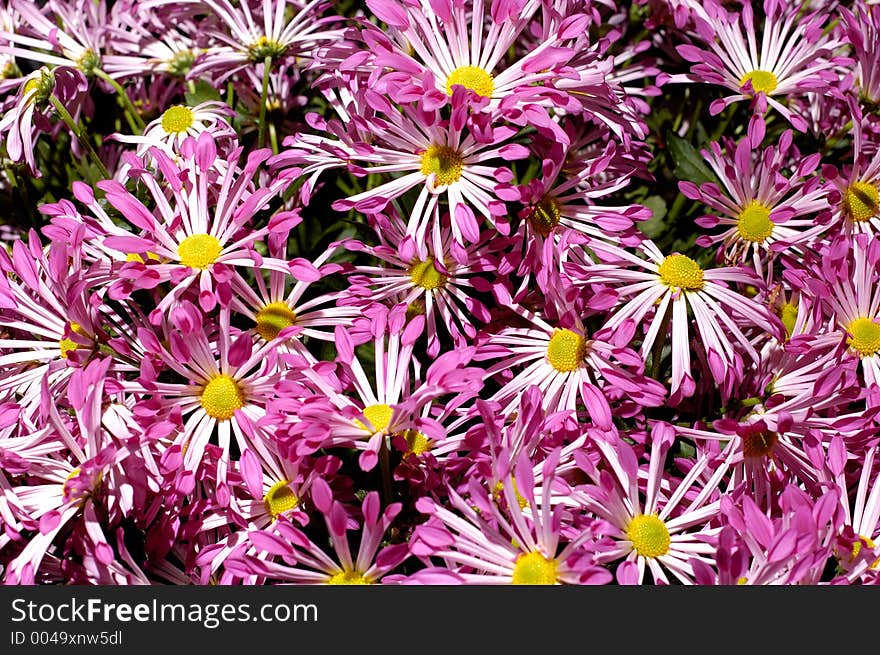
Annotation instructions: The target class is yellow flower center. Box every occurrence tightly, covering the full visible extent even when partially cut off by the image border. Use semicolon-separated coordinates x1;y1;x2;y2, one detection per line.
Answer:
420;144;464;187
355;403;394;433
845;181;879;223
626;514;671;558
779;301;798;338
328;570;372;585
160;105;195;134
528;195;562;236
658;254;704;291
200;374;245;421
59;322;88;359
125;251;159;263
445;65;494;97
511;551;558;585
736;201;774;243
263;479;298;518
847;316;880;356
255;301;297;341
850;535;880;568
409;257;448;290
739;69;778;94
178;233;222;269
742;430;778;458
62;466;103;504
546;328;587;373
401;429;432;455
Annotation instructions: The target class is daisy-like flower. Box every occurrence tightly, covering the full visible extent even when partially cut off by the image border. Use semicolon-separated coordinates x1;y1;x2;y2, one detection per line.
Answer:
0;232;143;415
1;359;127;584
0;66;87;175
568;238;783;402
828;117;880;236
408;449;612;585
273;88;527;245
64;134;293;320
102;8;203;80
677;399;869;510
809;235;880;399
110;100;236;160
178;0;343;83
515;136;650;274
841;2;880;107
126;306;284;500
224;481;408;585
361;0;586;116
680;120;830;276
0;0;106;78
345;209;494;356
477;280;666;427
574;424;723;585
825;442;880;582
271;303;482;471
229;239;356;361
666;0;847;131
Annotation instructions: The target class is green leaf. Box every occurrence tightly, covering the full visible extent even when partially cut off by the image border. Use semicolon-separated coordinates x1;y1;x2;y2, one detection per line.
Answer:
666;132;719;186
637;195;667;239
185;79;222;106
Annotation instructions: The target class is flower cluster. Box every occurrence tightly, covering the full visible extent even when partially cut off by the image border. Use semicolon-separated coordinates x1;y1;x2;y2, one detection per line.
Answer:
1;0;880;586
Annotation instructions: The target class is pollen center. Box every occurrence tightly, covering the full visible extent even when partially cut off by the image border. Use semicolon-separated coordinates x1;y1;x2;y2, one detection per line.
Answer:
511;551;558;585
626;514;671;558
356;403;394;433
328;570;371;585
178;233;222;269
409;257;448;290
850;535;879;568
529;195;562;236
59;322;88;359
845;181;879;223
160;105;195;134
737;201;774;243
255;301;297;341
546;329;587;373
658;254;704;291
739;69;778;94
847;316;880;356
264;480;298;518
742;430;778;458
445;65;494;97
200;374;245;421
420;144;464;187
401;429;432;455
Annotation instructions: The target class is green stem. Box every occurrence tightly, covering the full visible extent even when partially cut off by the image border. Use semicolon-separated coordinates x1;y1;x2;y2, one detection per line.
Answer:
378;437;393;506
95;70;145;132
650;301;673;381
269;121;279;155
50;94;110;180
257;55;272;150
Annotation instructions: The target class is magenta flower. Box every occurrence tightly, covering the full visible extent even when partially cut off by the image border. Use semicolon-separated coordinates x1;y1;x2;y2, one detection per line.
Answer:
224;481;408;584
409;449;612;585
570;238;783;402
666;0;848;131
